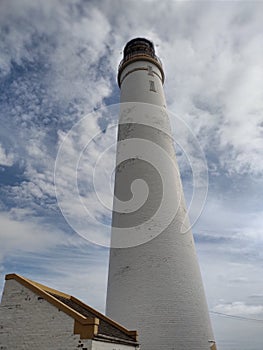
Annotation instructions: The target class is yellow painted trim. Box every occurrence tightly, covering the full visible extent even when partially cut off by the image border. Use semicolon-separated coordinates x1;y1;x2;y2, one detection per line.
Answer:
5;274;93;324
25;279;71;299
71;296;138;341
6;274;71;299
74;318;99;339
5;274;137;341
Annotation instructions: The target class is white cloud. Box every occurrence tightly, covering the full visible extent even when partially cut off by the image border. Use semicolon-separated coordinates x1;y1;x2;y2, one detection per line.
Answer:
46;3;112;105
1;0;263;176
31;248;109;312
197;203;263;243
214;301;263;317
152;2;263;176
1;2;263;348
54;110;117;246
0;211;67;260
0;209;109;312
0;144;14;166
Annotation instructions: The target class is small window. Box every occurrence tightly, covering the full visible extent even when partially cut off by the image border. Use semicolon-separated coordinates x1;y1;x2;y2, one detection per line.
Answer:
149;80;156;92
148;65;154;76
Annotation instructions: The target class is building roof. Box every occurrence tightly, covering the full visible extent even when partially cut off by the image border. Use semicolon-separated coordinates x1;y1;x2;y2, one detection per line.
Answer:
5;273;138;345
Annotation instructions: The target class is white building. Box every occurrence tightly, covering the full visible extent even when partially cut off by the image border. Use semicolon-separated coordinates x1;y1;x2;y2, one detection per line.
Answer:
106;38;217;350
0;273;139;350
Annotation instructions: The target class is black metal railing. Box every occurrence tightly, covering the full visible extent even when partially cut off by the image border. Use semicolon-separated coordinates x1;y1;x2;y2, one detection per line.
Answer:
118;50;162;71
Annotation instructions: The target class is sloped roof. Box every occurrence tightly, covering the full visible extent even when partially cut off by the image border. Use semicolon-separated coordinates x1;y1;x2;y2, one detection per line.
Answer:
5;274;138;345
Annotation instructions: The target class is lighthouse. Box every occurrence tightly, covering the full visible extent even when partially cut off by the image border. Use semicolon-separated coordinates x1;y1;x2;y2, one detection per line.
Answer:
106;38;216;350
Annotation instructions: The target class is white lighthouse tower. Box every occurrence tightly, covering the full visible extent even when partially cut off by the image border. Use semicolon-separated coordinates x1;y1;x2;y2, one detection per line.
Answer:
106;38;216;350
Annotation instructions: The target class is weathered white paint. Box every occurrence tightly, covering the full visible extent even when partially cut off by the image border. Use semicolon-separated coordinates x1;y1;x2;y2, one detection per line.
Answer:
0;279;137;350
91;340;137;350
106;47;216;350
120;61;166;107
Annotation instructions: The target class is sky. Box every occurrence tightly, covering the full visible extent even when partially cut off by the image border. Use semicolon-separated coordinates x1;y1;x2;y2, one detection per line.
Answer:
0;0;263;349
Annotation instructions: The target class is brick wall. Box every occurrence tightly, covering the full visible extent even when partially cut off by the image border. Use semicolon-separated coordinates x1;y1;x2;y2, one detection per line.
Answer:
0;279;91;350
0;279;136;350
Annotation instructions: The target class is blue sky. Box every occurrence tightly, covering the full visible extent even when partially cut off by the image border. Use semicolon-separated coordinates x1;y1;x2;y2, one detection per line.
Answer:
0;1;263;349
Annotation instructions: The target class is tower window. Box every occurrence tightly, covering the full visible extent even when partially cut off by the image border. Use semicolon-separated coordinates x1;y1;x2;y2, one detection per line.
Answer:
148;65;154;76
149;80;156;92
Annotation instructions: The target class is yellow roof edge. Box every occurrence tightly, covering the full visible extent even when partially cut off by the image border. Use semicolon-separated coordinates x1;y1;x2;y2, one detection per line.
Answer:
5;273;137;341
5;273;94;325
6;273;71;298
26;278;71;299
70;295;138;341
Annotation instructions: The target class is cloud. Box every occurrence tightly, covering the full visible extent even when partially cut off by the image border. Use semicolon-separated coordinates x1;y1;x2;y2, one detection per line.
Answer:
0;208;109;312
0;210;67;260
153;1;263;176
54;109;118;246
0;144;14;166
214;301;263;317
0;2;263;348
1;0;262;218
28;245;109;312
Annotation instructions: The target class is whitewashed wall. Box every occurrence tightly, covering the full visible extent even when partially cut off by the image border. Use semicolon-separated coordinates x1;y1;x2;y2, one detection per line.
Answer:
0;279;137;350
